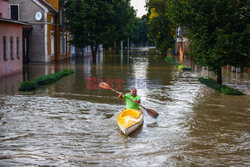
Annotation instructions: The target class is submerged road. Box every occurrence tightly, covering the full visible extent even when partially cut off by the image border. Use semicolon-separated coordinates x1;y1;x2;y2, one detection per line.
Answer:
0;48;249;166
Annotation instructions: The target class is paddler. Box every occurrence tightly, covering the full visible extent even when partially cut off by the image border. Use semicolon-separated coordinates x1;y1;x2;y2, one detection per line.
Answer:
118;88;141;110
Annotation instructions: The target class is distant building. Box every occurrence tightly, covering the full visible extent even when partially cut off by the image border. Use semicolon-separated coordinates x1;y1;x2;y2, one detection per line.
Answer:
175;26;189;57
9;0;71;63
0;0;31;77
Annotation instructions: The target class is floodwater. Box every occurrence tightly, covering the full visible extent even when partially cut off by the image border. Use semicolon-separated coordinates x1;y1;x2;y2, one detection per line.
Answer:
0;48;249;166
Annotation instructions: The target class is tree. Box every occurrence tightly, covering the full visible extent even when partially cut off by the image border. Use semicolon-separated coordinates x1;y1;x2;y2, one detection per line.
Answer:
167;0;250;84
66;0;135;62
146;0;175;55
129;16;151;46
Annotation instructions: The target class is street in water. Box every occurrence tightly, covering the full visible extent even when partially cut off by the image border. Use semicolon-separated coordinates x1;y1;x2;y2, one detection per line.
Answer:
0;48;249;166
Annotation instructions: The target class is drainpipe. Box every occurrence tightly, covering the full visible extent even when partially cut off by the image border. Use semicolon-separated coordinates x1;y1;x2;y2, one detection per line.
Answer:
55;14;58;62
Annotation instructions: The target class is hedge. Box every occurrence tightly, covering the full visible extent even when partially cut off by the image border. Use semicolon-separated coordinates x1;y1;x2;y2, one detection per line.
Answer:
19;69;74;91
198;77;244;95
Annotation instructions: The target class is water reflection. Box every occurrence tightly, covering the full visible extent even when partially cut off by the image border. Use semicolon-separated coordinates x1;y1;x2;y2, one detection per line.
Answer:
0;73;23;95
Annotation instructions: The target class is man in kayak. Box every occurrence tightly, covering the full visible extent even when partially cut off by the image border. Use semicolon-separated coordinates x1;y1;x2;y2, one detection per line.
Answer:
118;88;141;110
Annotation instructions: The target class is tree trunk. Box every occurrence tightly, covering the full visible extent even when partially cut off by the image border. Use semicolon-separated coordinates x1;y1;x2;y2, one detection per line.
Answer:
91;45;98;63
217;67;222;85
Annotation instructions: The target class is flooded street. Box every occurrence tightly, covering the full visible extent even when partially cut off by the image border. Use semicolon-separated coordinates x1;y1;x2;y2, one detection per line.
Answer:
0;48;249;166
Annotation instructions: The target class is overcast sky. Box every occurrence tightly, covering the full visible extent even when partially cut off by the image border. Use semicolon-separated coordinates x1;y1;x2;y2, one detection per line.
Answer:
131;0;147;18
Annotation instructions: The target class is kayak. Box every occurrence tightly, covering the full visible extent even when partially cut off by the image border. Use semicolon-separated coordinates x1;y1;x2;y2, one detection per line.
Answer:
117;108;144;135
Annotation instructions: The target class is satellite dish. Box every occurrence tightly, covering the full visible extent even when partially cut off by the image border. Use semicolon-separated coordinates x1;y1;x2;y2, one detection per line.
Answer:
35;12;42;21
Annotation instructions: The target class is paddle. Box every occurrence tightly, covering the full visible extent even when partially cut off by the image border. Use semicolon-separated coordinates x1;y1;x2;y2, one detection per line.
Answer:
99;82;159;118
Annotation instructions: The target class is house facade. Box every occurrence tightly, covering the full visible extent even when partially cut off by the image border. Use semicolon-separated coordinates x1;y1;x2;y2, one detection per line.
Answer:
175;26;189;58
0;0;30;77
9;0;71;63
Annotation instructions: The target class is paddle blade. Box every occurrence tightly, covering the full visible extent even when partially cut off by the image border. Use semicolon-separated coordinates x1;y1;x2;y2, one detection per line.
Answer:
99;82;111;89
146;109;159;118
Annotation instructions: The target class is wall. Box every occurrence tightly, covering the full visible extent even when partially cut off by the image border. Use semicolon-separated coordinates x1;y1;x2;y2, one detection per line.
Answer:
0;0;9;19
9;0;71;63
10;0;46;62
47;13;56;61
10;0;45;23
45;0;59;11
0;21;23;77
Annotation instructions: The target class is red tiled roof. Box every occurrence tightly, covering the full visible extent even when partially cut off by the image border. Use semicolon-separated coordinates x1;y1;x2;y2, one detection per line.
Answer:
37;0;58;14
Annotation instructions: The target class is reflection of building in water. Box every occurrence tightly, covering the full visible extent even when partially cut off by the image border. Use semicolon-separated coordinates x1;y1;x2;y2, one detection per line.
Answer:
0;72;23;95
175;26;189;59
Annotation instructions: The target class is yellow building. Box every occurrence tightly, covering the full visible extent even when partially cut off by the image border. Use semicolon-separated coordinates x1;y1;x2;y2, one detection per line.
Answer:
45;0;71;62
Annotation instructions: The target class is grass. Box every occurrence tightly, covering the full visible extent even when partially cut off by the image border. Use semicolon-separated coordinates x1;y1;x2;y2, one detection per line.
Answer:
19;69;75;91
164;56;192;71
198;77;244;95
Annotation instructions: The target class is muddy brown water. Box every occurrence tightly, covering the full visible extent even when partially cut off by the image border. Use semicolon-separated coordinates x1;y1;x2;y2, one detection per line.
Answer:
0;48;249;166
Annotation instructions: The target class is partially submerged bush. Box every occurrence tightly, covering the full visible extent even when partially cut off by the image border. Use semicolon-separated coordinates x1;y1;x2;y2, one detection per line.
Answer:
164;56;192;71
177;65;192;71
19;69;75;91
19;81;39;91
199;77;244;95
164;56;174;63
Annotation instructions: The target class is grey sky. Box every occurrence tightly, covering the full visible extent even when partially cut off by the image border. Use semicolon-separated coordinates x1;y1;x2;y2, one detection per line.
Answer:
131;0;147;18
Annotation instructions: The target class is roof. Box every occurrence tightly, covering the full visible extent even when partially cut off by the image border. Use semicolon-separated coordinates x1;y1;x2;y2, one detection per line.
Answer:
37;0;58;14
0;18;31;26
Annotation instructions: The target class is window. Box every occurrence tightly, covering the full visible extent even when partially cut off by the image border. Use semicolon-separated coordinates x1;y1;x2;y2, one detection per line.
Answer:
16;37;20;59
60;8;63;25
24;37;27;57
51;16;54;24
10;37;14;59
51;35;54;56
67;40;70;54
10;5;19;20
60;35;63;55
64;35;66;54
3;37;7;60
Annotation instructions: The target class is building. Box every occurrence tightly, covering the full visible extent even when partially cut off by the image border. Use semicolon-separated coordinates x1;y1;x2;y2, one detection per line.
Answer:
9;0;71;63
175;26;189;59
0;0;31;77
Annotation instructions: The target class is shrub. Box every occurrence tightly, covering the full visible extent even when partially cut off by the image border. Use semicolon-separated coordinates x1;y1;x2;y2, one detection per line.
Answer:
198;77;244;95
164;56;192;71
180;66;192;71
164;56;174;63
19;81;39;91
19;69;75;91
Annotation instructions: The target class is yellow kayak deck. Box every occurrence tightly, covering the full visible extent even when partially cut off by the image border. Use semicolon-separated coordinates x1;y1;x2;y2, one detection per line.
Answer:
117;109;143;129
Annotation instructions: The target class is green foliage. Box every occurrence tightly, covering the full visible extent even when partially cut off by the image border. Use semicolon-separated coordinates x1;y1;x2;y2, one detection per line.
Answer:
167;0;250;83
164;56;174;63
177;65;192;71
199;77;244;95
164;56;192;70
66;0;136;55
19;81;39;91
146;0;175;55
129;16;151;46
174;62;181;66
19;70;75;91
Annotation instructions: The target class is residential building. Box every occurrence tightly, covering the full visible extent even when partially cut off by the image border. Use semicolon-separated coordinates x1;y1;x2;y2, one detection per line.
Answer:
0;0;30;77
175;26;189;60
9;0;71;63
